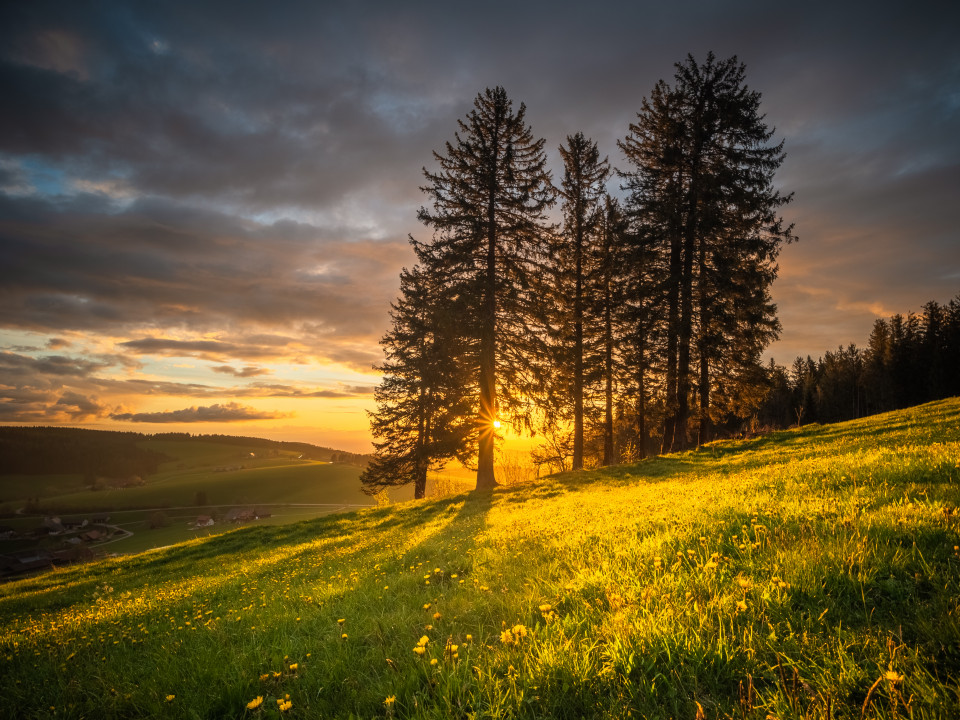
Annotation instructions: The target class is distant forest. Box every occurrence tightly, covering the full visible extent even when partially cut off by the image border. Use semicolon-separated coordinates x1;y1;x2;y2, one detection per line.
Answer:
759;296;960;429
0;428;371;477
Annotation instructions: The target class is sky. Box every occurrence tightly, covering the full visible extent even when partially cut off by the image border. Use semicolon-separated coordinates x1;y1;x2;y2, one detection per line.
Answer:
1;0;958;452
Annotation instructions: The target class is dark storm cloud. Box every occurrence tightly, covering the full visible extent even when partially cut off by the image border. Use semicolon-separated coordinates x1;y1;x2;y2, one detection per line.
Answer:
0;0;957;394
0;193;406;369
111;402;288;423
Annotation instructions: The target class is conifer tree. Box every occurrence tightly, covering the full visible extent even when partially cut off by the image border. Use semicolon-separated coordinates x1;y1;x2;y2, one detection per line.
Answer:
547;132;610;470
416;87;555;489
590;195;631;464
360;264;474;499
620;53;794;450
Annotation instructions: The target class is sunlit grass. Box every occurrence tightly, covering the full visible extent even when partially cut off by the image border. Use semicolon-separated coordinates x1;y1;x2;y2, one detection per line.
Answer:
1;398;959;718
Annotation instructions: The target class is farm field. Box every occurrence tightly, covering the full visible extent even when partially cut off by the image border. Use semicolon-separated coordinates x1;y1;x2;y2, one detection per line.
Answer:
1;398;959;718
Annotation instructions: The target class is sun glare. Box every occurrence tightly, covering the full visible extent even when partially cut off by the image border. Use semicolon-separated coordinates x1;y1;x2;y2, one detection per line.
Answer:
493;420;501;429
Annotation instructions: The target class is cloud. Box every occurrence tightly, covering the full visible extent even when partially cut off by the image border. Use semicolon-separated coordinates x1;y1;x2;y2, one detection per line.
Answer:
244;383;375;398
0;194;405;370
0;347;373;423
110;402;290;423
55;390;107;419
211;365;271;378
0;350;111;381
1;0;958;442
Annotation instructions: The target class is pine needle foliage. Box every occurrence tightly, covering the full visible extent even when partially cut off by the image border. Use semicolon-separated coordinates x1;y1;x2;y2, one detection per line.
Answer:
416;86;555;489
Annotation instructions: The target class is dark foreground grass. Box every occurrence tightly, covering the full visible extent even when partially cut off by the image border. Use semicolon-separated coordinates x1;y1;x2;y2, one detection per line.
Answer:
1;398;959;719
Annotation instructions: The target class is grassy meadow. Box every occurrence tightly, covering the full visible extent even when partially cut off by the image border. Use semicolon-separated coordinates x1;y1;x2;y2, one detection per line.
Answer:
2;398;960;718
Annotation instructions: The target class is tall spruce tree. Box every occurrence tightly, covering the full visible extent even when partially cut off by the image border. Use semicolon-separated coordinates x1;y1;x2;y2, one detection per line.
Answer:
547;132;610;470
417;87;555;489
360;264;474;499
620;52;794;450
590;195;631;465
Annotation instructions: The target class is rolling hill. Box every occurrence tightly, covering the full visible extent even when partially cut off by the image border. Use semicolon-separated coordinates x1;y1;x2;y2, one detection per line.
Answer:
1;398;959;718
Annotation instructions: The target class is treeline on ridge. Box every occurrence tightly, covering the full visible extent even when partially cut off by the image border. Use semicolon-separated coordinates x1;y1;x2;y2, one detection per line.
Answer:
0;427;371;477
0;427;169;478
758;297;960;428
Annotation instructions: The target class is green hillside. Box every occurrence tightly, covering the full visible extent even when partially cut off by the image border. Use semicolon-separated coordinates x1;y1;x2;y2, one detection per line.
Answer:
0;429;373;510
2;399;960;718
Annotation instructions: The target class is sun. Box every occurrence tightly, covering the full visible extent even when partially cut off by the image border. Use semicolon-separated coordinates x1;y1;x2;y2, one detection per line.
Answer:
493;420;501;429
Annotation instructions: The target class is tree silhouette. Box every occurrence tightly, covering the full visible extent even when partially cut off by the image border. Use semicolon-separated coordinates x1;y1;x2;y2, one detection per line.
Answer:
544;132;610;470
620;52;794;449
361;265;474;499
416;87;555;489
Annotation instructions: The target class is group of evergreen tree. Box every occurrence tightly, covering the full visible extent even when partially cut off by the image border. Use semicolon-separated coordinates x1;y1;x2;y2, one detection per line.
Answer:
758;298;960;429
361;53;796;497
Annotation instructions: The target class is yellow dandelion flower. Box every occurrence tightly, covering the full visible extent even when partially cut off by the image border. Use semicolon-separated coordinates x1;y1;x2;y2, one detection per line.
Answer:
278;700;292;712
737;577;752;590
337;618;345;625
538;604;552;613
433;612;442;620
736;600;748;612
289;663;298;671
885;670;903;683
500;629;513;644
430;658;438;666
424;624;433;630
384;696;396;706
418;635;429;646
423;603;431;610
449;644;459;653
413;646;426;656
259;673;270;681
246;695;264;710
165;695;175;702
341;633;348;639
466;634;473;642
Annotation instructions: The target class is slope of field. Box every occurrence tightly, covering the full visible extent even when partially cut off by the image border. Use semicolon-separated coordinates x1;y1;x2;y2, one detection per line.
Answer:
29;460;370;512
0;431;373;511
2;399;959;718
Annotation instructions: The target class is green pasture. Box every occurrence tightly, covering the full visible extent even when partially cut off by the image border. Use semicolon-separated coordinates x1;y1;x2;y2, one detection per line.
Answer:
2;398;959;718
2;460;369;513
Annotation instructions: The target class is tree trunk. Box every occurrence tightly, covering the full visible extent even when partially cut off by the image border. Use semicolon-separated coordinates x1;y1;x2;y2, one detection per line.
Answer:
661;226;681;454
572;213;584;471
636;343;648;459
476;171;499;490
415;384;427;499
697;236;711;446
602;282;614;465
